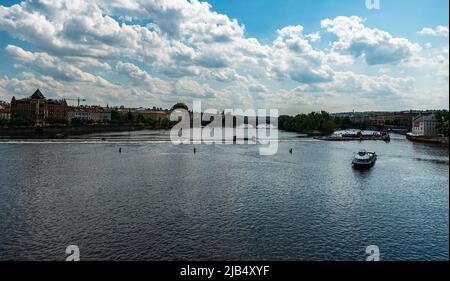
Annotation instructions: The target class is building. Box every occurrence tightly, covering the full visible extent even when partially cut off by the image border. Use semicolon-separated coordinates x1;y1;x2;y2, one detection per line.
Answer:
100;110;112;123
137;109;169;120
370;112;412;127
88;107;112;123
0;106;11;120
351;114;371;125
172;103;189;111
332;110;426;129
68;106;111;123
68;107;92;121
11;89;68;126
331;112;354;118
412;114;439;136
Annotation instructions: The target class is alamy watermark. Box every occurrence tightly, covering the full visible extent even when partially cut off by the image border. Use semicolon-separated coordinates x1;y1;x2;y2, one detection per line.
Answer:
63;244;380;261
169;100;279;156
365;0;381;10
65;245;80;261
366;245;380;261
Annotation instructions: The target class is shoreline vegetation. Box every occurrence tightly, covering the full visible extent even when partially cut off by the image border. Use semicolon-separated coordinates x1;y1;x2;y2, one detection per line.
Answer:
1;109;449;141
278;111;336;136
0;108;176;138
0;125;142;138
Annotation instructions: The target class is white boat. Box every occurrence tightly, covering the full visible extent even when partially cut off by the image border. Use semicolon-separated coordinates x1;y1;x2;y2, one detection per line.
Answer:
352;150;377;170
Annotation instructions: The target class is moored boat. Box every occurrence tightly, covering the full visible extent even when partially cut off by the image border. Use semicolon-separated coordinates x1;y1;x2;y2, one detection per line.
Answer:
406;133;449;146
352;150;377;170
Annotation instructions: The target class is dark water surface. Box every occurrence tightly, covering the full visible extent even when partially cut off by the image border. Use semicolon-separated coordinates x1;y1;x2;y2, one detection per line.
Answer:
0;131;448;260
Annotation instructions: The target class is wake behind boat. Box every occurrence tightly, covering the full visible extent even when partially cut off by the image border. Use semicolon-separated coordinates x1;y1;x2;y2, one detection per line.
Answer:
352;150;377;170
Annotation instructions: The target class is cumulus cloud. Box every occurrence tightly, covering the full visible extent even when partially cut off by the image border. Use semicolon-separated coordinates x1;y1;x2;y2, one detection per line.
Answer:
0;0;254;75
0;1;447;113
299;71;416;97
173;78;216;99
264;72;420;113
0;72;65;99
270;25;334;83
305;32;321;42
321;16;421;65
0;0;269;89
115;61;172;95
0;71;123;106
418;25;449;37
5;44;112;86
248;83;268;93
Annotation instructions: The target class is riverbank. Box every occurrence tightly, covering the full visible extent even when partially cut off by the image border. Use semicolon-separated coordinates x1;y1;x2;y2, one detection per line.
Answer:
317;129;391;142
0;125;148;138
318;134;391;142
406;133;449;146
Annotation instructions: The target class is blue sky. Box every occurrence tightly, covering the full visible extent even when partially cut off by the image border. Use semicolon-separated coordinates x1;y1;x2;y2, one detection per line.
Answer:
208;0;449;40
0;0;448;113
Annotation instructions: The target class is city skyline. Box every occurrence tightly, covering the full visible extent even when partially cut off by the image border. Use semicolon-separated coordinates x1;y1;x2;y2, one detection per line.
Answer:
0;0;449;114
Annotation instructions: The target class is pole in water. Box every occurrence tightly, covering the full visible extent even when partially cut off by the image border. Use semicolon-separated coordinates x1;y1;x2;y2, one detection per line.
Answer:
194;147;196;154
119;147;122;153
289;148;293;154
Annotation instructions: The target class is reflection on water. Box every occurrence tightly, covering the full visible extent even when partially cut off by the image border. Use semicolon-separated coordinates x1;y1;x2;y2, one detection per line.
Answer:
0;131;448;261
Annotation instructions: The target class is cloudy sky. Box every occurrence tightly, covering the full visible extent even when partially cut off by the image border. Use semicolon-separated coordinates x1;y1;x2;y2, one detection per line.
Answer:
0;0;448;114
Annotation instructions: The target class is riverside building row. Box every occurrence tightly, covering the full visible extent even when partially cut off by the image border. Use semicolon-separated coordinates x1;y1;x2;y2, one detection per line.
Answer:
1;89;170;126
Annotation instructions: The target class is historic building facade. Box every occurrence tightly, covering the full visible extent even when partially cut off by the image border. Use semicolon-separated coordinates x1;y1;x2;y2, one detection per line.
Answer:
67;106;112;123
412;114;440;136
0;106;11;120
11;89;68;126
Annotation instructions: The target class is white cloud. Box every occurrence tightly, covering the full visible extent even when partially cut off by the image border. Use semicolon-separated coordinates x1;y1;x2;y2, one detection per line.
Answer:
305;32;321;42
0;1;447;113
116;61;172;95
5;45;112;86
418;25;449;37
321;16;421;65
173;78;216;99
299;72;416;98
248;83;268;93
270;25;334;83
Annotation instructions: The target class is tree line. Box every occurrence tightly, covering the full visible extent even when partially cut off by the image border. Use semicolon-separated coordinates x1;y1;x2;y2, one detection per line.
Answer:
278;111;336;135
109;110;175;129
1;109;175;130
435;110;449;137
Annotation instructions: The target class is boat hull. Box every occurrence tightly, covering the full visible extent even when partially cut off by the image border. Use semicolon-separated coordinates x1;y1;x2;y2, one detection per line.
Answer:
406;133;449;146
352;154;377;170
352;161;376;170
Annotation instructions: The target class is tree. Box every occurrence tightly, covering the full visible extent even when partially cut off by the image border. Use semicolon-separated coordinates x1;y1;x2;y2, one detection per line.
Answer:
70;118;85;127
10;110;34;126
278;111;336;135
160;118;170;128
127;110;133;121
0;118;9;126
46;117;68;126
435;110;449;137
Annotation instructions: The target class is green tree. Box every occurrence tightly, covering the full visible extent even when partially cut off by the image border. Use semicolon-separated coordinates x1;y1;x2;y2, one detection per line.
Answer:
0;118;9;126
435;110;449;137
10;110;34;126
278;111;335;135
46;117;68;126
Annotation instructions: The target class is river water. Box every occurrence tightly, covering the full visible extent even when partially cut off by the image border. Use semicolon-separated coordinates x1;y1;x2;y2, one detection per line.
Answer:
0;130;448;260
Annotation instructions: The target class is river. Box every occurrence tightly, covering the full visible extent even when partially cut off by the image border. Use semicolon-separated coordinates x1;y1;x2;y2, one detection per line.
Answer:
0;130;448;260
